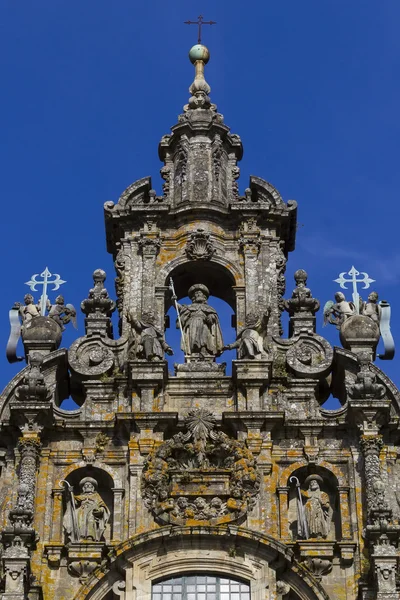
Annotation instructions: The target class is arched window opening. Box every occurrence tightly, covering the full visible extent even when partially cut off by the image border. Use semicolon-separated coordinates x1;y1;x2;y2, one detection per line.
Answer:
152;575;250;600
320;395;342;410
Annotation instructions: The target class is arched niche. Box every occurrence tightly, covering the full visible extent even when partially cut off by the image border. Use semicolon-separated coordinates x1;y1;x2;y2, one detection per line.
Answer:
72;527;330;600
285;466;340;543
53;466;124;545
164;260;237;310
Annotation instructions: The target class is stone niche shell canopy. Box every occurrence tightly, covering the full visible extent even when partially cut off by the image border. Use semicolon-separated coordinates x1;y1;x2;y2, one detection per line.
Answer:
141;409;260;526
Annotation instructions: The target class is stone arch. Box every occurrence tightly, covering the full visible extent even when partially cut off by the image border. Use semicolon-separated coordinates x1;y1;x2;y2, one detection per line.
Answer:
59;461;122;489
158;254;243;311
72;526;330;600
279;461;345;488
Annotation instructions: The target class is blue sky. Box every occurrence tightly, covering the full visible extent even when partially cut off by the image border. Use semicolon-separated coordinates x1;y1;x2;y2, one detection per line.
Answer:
1;0;399;401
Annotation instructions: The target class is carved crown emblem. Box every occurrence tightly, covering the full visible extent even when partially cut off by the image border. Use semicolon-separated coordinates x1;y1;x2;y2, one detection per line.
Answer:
141;409;260;526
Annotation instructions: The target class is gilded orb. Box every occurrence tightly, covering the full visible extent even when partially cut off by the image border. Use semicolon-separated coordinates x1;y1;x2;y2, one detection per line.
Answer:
189;44;210;64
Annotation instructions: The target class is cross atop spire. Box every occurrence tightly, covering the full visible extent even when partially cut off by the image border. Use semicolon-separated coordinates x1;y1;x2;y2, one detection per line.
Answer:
184;15;216;44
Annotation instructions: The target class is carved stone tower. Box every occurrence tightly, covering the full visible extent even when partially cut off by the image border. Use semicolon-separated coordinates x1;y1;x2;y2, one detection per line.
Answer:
1;43;400;600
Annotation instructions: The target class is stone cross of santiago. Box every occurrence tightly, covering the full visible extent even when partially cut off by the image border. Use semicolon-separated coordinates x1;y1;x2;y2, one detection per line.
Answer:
25;267;66;316
334;266;375;314
184;15;217;44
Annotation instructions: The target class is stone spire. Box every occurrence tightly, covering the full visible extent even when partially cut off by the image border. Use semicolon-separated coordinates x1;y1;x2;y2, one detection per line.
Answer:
158;44;243;210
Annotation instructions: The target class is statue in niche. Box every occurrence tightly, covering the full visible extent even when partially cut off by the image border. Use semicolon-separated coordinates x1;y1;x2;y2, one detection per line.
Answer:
223;311;269;359
176;284;223;359
63;477;110;542
323;292;356;328
301;475;333;539
128;309;173;361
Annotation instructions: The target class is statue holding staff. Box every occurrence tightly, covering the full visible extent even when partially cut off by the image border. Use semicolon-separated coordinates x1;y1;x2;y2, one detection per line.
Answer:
301;475;332;539
62;477;110;542
173;284;223;359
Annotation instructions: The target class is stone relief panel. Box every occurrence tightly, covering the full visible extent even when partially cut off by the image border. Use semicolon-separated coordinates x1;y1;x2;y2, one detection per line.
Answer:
142;409;260;526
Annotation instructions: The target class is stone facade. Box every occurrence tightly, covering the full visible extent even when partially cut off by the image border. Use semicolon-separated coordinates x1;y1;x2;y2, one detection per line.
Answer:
0;44;399;600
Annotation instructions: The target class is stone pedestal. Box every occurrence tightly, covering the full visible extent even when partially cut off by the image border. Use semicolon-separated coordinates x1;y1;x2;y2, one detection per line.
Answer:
128;360;167;411
233;360;272;411
67;541;108;582
297;540;335;580
22;316;62;360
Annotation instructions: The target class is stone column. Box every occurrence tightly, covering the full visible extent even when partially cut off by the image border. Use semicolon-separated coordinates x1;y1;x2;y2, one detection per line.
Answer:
360;435;400;599
360;435;386;518
139;235;161;313
111;488;125;543
240;239;260;316
50;488;64;543
277;486;290;540
338;486;352;540
233;286;246;331
2;437;41;600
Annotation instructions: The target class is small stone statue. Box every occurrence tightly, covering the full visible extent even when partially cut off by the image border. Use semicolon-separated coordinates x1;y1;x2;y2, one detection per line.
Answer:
176;284;223;359
224;311;269;359
301;475;333;539
47;295;77;331
128;309;173;361
362;291;380;324
323;292;356;328
17;294;40;323
63;477;110;542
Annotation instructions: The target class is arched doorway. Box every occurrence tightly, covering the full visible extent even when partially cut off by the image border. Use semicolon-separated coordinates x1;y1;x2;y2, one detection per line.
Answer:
73;527;330;600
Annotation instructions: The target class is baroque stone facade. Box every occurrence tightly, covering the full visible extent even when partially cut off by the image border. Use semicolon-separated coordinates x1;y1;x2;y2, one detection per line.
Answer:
1;43;400;600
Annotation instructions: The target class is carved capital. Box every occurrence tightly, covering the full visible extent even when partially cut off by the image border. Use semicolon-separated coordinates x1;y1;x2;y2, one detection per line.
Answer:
360;435;384;457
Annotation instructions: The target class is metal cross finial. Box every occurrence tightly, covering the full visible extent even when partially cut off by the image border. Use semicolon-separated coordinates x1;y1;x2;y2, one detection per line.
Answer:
25;267;66;316
184;15;216;44
334;266;375;314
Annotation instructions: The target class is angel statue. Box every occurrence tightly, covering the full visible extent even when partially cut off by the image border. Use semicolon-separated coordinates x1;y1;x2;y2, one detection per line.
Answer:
223;311;270;359
323;292;356;329
6;292;77;363
46;295;77;331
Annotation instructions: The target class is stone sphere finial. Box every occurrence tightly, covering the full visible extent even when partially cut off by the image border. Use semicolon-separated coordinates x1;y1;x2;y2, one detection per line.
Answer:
93;269;106;283
294;269;308;286
189;44;210;64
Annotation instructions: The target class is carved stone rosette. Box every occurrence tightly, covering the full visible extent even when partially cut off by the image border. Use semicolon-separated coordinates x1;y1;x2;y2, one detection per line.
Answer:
141;409;260;526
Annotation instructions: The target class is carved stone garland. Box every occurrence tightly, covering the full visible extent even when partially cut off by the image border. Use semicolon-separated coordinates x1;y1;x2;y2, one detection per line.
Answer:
142;409;260;526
